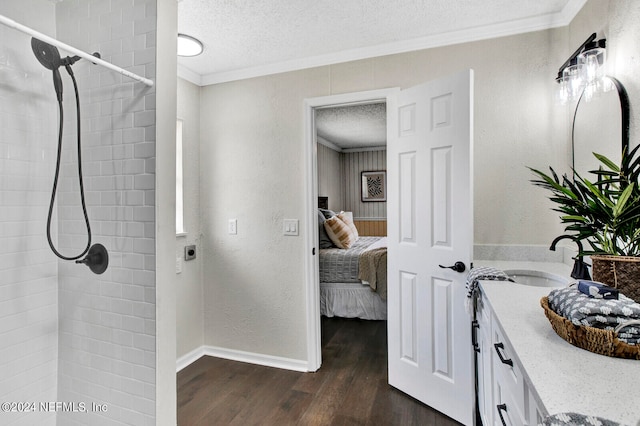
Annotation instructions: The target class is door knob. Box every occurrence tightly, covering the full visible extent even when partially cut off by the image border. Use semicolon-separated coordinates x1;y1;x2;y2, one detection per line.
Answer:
438;261;466;273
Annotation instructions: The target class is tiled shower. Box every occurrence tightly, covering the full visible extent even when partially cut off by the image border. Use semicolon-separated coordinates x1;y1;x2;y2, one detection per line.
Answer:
0;0;157;424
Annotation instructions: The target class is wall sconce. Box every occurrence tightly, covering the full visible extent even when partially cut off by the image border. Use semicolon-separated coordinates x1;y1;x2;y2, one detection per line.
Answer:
556;33;609;104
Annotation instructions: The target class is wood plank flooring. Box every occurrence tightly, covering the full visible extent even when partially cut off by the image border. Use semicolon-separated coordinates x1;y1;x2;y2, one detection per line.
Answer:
177;317;462;425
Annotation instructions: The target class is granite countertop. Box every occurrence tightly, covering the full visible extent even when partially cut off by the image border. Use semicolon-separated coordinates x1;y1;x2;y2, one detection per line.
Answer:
477;263;640;426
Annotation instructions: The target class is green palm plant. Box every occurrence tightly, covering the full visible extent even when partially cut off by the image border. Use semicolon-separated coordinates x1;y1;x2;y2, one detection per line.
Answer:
529;144;640;256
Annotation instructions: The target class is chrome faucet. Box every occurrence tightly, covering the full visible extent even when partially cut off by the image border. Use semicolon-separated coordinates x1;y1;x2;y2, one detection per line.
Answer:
549;235;592;280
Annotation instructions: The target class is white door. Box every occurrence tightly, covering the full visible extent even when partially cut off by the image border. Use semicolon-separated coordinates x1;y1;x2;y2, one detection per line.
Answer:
387;69;474;425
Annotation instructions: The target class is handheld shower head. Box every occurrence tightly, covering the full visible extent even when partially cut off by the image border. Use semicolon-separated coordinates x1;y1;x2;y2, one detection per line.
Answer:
31;37;61;70
31;37;64;102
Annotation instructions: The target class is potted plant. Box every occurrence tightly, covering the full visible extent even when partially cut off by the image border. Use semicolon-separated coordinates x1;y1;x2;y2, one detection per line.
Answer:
529;144;640;301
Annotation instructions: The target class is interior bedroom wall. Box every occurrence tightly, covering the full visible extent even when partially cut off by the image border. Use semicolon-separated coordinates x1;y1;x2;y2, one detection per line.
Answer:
176;77;203;359
342;150;387;219
317;142;343;211
198;26;569;361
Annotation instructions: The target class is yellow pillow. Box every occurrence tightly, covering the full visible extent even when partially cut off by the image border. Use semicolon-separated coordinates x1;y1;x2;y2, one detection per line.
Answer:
324;215;357;249
338;211;359;239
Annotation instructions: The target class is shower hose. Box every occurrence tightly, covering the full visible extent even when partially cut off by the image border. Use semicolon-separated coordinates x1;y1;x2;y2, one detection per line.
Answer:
47;64;92;261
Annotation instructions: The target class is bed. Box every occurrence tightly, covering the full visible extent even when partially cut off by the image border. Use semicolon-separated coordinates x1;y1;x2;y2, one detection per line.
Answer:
319;235;388;320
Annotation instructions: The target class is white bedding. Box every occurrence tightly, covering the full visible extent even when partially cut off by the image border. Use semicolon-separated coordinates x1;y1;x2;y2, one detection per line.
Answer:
319;236;387;320
320;282;387;320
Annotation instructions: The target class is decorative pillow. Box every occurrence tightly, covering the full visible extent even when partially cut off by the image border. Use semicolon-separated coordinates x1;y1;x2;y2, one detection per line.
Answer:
337;211;359;240
319;208;336;219
324;215;357;249
318;210;335;249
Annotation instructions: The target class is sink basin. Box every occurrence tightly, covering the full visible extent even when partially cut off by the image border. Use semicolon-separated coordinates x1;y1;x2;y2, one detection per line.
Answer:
504;269;570;287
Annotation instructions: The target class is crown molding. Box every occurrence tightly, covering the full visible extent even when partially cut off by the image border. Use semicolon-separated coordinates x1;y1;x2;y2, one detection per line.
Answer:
190;0;587;86
177;63;202;86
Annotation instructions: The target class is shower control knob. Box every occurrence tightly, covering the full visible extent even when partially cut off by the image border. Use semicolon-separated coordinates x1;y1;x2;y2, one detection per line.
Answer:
438;261;466;273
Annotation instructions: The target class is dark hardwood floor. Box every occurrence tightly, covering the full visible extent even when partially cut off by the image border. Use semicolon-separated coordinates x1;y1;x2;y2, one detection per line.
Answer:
177;316;461;425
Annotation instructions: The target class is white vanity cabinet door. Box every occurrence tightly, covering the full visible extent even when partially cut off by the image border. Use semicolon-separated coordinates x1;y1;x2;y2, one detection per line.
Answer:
527;389;547;426
492;319;528;426
476;293;494;426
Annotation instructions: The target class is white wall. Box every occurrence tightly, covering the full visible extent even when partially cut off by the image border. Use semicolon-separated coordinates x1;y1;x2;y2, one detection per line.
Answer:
54;0;158;424
197;28;566;361
183;0;640;368
0;2;58;425
156;0;178;423
176;77;203;359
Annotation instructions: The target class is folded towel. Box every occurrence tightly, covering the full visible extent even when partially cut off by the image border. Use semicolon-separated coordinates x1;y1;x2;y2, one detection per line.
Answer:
548;286;640;345
542;412;623;426
576;280;619;299
464;267;512;315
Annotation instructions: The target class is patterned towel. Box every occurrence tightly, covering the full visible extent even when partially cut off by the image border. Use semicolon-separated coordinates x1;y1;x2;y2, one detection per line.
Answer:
464;266;512;314
542;412;623;426
548;286;640;345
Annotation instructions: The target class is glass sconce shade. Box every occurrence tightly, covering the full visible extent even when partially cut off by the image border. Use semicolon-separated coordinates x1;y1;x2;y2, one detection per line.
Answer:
563;63;584;101
555;36;608;104
556;75;570;105
578;45;606;84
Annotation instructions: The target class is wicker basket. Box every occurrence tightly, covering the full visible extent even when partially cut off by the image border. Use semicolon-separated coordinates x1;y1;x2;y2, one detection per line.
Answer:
540;297;640;360
591;255;640;302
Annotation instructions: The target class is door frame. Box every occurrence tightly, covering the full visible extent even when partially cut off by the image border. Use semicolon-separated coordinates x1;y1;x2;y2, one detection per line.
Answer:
303;88;398;371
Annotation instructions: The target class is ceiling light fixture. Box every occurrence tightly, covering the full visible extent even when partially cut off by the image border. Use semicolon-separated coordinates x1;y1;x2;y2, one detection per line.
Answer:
177;34;203;57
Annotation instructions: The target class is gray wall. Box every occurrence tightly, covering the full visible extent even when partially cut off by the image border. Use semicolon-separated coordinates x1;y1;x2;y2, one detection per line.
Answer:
317;142;342;212
342;150;386;219
317;146;387;218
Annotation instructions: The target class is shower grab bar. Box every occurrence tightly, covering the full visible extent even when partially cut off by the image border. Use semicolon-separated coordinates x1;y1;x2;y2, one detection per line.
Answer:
0;14;154;87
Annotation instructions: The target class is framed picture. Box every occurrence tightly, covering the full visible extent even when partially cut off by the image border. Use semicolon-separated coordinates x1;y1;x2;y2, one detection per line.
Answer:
361;171;386;202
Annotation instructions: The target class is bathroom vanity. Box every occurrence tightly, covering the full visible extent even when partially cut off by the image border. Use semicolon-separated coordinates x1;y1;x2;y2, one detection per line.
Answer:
474;261;639;426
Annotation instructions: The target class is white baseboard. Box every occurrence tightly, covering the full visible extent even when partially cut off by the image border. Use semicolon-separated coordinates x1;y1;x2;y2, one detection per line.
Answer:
176;345;309;373
176;346;207;372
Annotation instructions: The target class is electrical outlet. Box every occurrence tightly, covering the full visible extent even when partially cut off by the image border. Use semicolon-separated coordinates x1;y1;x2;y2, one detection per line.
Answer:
185;245;196;261
228;219;237;235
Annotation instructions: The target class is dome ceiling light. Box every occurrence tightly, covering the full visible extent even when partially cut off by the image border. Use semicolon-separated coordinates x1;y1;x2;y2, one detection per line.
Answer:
177;33;203;57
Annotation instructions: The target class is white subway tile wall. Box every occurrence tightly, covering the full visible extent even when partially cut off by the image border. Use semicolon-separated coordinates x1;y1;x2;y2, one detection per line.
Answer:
54;0;157;425
0;2;59;425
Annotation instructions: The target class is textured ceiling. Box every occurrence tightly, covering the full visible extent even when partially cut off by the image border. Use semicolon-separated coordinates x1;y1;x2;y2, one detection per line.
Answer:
177;0;585;85
316;103;387;150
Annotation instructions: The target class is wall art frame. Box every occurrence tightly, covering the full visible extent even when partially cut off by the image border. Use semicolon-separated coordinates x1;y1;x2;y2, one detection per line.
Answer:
361;170;386;202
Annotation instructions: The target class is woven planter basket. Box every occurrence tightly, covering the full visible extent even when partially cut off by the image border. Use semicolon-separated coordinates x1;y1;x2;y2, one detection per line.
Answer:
591;255;640;302
540;297;640;360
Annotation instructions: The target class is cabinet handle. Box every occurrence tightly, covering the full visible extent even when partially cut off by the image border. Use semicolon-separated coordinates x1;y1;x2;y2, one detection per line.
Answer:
494;342;513;367
496;403;508;426
472;320;480;353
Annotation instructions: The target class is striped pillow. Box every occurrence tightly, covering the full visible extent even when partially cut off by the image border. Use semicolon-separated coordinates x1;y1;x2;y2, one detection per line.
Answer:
324;215;357;249
338;211;359;239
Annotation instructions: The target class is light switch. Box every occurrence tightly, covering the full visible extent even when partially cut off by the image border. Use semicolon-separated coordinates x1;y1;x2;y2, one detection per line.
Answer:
283;219;299;236
228;219;237;235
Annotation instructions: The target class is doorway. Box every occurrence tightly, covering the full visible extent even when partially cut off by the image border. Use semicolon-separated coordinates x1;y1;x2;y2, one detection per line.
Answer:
303;88;398;372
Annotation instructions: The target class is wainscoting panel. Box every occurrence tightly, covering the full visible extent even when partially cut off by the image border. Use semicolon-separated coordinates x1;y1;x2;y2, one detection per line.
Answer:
354;219;387;236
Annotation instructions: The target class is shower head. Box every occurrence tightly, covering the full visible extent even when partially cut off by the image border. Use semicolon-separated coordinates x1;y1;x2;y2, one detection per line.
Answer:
31;37;64;102
31;37;61;70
